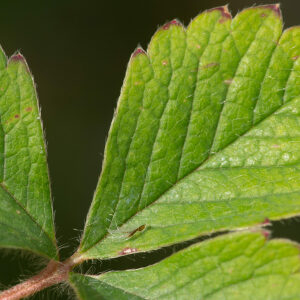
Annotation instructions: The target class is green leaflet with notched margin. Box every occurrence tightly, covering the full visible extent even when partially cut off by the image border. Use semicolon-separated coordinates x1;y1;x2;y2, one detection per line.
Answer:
79;5;300;259
0;50;57;259
70;231;300;299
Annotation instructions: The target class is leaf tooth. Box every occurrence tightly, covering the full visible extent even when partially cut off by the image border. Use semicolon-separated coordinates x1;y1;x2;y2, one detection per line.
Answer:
161;19;183;31
8;52;30;73
243;4;282;19
131;47;147;58
9;52;25;62
262;4;281;17
206;5;232;22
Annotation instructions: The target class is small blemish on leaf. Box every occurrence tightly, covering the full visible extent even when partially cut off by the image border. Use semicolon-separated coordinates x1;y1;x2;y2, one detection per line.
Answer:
261;13;267;18
26;107;33;112
162;60;168;66
119;247;138;255
202;62;219;69
272;144;280;149
282;153;290;161
16;210;20;215
292;56;299;61
196;44;201;49
224;79;233;85
14;114;20;119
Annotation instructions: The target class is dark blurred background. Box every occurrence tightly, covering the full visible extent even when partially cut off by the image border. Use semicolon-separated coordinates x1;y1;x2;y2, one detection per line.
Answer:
0;0;299;298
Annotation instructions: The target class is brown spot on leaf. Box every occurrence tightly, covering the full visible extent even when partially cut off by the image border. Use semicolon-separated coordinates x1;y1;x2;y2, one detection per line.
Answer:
127;225;146;238
119;247;138;255
196;44;201;49
16;210;21;215
202;62;219;69
14;114;20;119
292;55;299;61
224;79;233;85
162;60;168;66
26;107;33;112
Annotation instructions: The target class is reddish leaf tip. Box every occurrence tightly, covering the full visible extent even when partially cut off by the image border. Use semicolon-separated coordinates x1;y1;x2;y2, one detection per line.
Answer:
261;218;271;226
9;52;30;73
256;4;281;18
162;19;182;30
264;4;281;17
207;6;232;22
10;53;25;62
132;47;146;58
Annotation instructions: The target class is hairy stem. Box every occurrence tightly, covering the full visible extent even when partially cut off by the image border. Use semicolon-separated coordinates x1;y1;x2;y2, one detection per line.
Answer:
0;255;84;300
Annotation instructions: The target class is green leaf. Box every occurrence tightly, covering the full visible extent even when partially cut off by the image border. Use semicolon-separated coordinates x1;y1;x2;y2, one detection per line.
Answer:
70;231;300;300
0;51;57;259
79;4;300;259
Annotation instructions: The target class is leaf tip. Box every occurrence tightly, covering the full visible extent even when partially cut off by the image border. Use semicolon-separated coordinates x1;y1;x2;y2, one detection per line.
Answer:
261;217;271;226
255;4;281;19
161;19;182;30
10;52;25;62
264;4;281;17
207;5;232;22
132;47;146;58
9;52;30;73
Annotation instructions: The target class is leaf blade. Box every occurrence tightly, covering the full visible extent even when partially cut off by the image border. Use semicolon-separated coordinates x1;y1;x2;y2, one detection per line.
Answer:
0;52;57;259
71;231;300;300
80;5;300;259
